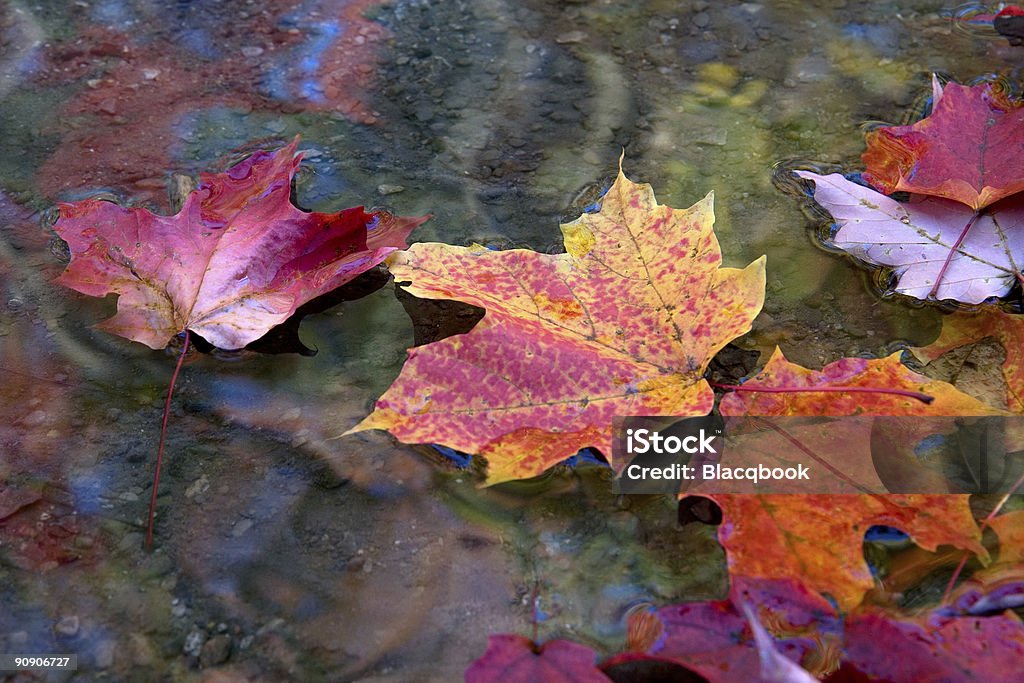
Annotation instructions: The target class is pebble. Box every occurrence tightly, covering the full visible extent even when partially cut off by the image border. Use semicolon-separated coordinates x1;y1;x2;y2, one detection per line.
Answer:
377;184;405;195
200;635;232;667
185;475;210;499
241;46;264;57
183;629;206;657
55;615;79;637
555;30;587;44
95;640;116;668
231;519;254;537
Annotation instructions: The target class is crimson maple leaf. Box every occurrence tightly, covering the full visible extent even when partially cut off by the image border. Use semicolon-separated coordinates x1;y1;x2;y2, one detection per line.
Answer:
862;78;1024;210
53;138;427;350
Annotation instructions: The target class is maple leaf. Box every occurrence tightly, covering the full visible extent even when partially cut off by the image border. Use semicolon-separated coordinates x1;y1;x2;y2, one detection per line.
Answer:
702;349;995;609
639;578;838;682
797;171;1024;303
464;635;611;683
349;165;766;484
632;576;1024;681
843;609;1024;681
718;347;1002;416
862;79;1024;210
911;308;1024;412
945;510;1024;617
53;138;427;350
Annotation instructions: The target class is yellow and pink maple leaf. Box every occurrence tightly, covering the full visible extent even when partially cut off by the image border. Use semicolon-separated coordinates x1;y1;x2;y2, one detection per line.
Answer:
349;165;766;484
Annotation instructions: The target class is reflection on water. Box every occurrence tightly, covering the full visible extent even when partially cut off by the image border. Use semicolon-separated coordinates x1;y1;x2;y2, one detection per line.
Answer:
0;0;1019;678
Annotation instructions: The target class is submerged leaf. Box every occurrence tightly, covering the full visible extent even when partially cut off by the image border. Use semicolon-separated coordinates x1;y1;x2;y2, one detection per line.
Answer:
350;166;765;484
911;308;1024;413
53;138;427;350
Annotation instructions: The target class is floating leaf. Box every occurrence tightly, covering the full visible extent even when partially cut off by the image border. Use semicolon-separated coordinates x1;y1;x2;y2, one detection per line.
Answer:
798;171;1024;303
53;138;427;350
862;79;1024;210
350;165;765;484
718;347;1001;417
705;349;994;609
701;494;985;611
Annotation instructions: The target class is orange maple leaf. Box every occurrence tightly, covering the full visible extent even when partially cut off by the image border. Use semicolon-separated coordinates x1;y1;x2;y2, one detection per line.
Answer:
704;349;996;610
349;165;766;484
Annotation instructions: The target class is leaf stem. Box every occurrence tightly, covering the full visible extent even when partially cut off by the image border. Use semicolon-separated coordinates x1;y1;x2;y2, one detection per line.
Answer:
146;330;190;551
708;381;934;405
928;209;984;300
743;416;882;494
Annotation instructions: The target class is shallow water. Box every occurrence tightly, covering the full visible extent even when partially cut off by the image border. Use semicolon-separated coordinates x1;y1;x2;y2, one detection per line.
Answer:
0;1;1019;680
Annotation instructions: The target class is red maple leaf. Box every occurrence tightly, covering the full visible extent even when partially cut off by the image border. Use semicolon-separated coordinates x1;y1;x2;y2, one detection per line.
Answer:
53;138;427;350
465;635;611;683
862;79;1024;210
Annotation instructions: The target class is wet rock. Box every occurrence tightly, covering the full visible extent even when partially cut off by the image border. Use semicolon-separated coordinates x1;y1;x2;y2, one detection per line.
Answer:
117;532;145;552
555;30;587;44
139;552;174;579
130;633;156;666
200;634;232;667
54;615;79;637
230;518;253;537
95;639;116;668
183;628;206;658
185;475;210;499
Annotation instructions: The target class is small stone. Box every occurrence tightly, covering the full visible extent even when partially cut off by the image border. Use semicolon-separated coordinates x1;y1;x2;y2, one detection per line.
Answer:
555;30;587;44
118;532;145;552
200;634;232;667
55;615;80;636
171;603;187;618
265;119;287;134
231;518;253;537
692;12;711;28
95;640;116;668
377;184;405;195
240;45;264;57
183;629;206;658
185;475;210;499
141;68;160;80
